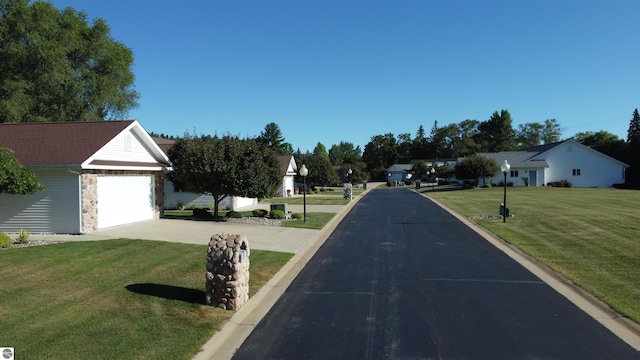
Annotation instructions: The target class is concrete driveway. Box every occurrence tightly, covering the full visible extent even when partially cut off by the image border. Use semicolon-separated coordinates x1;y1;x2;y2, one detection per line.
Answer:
28;204;351;253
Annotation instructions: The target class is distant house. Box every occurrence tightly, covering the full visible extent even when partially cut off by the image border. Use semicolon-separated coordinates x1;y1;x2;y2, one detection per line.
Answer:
387;140;629;188
478;140;629;187
0;121;172;234
277;155;298;197
386;164;414;183
156;138;297;209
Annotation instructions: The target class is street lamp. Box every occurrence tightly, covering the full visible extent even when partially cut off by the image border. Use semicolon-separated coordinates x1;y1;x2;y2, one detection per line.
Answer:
501;160;510;223
346;168;353;200
299;164;308;222
430;168;436;191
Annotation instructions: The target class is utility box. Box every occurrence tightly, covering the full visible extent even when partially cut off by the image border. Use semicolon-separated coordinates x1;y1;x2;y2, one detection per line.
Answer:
270;203;288;214
500;204;510;217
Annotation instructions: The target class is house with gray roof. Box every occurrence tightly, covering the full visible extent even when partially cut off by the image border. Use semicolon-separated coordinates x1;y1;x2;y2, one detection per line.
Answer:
0;121;172;234
478;139;629;187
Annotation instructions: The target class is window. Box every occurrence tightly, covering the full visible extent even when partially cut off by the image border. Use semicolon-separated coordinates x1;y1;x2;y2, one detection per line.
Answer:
572;169;581;176
510;170;519;177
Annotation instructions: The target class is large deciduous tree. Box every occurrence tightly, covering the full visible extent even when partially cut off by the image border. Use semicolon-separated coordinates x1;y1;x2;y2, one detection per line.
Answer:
455;154;500;186
0;0;139;122
295;153;336;188
362;133;398;180
0;147;45;194
477;110;516;152
167;135;281;217
328;141;362;166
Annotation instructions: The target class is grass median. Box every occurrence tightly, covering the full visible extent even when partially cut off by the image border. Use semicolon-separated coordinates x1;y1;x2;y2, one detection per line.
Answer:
426;186;640;323
0;240;293;359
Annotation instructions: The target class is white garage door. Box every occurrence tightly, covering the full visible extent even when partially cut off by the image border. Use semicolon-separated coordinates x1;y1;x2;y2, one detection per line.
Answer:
97;175;154;229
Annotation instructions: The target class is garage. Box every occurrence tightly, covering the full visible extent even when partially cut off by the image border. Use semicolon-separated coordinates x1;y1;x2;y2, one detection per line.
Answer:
97;175;155;229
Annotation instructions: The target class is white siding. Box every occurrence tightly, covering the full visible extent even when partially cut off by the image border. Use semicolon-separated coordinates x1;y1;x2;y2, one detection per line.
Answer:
91;130;158;163
540;142;626;187
97;175;154;229
0;170;81;234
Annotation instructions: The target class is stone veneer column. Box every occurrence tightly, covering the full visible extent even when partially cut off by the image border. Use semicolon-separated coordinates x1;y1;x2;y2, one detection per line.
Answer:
81;173;99;233
205;234;250;311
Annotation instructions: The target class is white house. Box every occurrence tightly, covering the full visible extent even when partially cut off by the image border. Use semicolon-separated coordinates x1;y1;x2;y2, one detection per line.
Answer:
478;140;629;187
386;164;414;183
0;121;172;234
277;155;298;197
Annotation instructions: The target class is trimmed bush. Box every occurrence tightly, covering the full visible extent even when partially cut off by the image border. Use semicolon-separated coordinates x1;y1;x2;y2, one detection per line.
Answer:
547;181;573;188
193;208;212;219
0;232;13;249
252;209;268;217
291;213;303;220
483;183;492;188
225;211;242;218
269;209;286;219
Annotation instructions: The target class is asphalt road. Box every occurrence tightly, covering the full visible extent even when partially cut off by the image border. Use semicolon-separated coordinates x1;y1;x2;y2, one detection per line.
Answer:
232;187;639;359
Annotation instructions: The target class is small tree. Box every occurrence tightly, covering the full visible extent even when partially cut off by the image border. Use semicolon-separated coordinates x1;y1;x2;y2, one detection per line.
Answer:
0;147;45;194
455;154;500;187
168;135;281;217
410;160;430;180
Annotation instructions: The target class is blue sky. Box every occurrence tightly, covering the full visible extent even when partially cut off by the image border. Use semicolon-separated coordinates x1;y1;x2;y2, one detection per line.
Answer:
48;0;639;153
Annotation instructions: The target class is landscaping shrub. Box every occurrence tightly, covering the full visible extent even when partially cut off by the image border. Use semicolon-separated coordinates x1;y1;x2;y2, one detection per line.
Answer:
483;183;492;188
291;213;303;220
17;229;29;244
547;181;573;188
225;211;242;218
193;208;212;219
252;209;268;217
0;232;13;249
269;209;285;219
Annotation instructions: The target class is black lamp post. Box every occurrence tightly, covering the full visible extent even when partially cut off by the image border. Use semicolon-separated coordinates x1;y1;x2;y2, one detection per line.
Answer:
501;160;510;223
300;164;308;222
431;167;436;191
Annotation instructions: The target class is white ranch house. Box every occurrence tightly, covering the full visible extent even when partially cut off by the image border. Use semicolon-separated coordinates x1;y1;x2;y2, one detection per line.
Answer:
479;140;628;187
387;140;629;188
0;121;172;234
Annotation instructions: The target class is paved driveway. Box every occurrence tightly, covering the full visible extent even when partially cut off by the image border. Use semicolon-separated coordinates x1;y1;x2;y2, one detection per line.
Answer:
28;205;346;253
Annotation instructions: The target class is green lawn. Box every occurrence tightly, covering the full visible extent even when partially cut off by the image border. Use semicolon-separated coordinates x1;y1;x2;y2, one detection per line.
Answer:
0;240;292;359
426;186;640;323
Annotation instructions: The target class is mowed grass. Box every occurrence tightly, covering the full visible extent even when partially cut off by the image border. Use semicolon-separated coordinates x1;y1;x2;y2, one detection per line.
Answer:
426;187;640;322
0;240;292;359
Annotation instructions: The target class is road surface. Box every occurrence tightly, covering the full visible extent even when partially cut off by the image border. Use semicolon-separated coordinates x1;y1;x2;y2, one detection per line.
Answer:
233;187;639;359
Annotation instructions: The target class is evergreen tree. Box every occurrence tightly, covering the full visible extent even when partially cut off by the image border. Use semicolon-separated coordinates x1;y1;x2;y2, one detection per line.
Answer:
258;122;293;155
628;109;640;142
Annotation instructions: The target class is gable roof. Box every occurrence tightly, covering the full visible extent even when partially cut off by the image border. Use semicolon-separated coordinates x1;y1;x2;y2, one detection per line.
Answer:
0;120;170;168
478;139;629;169
278;155;297;175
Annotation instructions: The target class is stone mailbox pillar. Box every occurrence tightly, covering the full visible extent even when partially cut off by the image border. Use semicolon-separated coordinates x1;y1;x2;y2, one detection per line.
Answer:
205;233;250;311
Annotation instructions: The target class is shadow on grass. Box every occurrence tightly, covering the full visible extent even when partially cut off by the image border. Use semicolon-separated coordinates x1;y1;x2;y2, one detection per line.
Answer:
125;283;206;305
